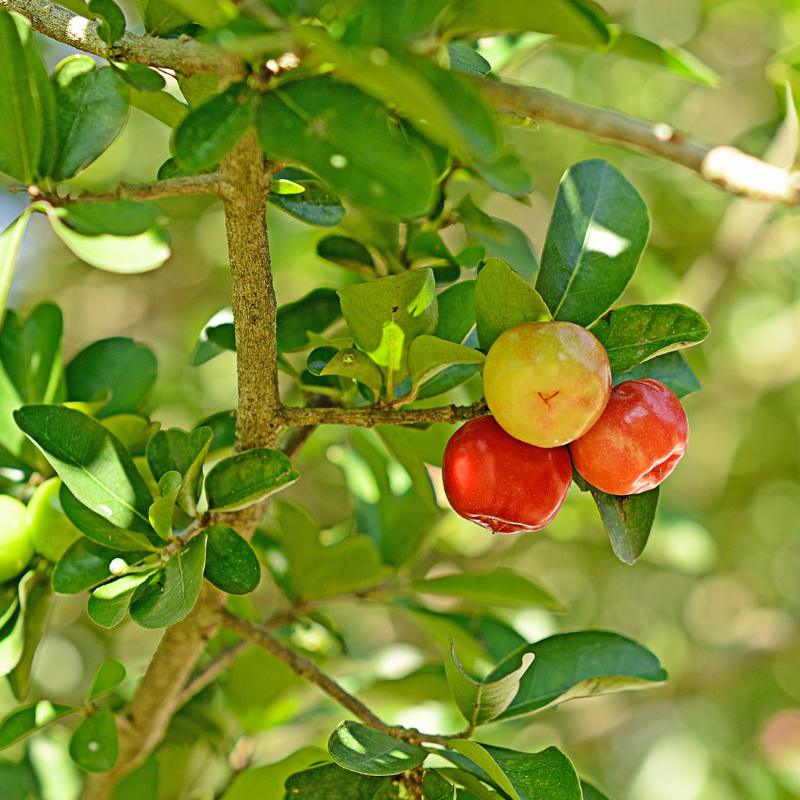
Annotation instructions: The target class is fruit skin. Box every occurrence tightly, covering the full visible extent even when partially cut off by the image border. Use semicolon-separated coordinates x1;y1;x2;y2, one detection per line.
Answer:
26;478;82;562
483;321;611;448
0;495;34;583
569;378;688;495
442;415;572;533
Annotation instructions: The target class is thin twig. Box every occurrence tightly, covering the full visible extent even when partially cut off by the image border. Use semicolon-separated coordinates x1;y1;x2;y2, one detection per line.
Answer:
478;78;800;205
220;609;453;747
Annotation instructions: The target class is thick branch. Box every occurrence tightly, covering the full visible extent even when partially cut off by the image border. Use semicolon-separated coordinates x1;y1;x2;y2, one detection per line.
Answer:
32;174;223;204
280;400;487;429
0;0;242;77
220;609;451;747
222;135;282;449
478;78;800;205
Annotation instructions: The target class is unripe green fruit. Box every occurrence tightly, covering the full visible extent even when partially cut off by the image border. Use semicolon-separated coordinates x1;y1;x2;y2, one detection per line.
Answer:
26;478;82;562
483;321;612;448
0;495;34;583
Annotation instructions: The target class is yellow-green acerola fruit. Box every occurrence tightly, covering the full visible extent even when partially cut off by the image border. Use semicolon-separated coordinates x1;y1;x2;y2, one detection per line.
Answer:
0;495;35;583
26;478;82;563
482;321;612;448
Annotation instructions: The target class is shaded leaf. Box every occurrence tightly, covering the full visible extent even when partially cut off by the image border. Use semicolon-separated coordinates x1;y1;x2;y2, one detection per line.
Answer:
66;337;158;418
328;721;427;776
0;213;31;324
321;348;384;397
7;571;51;700
408;335;484;388
269;175;345;227
89;659;126;701
257;76;438;218
204;524;261;595
580;781;610;800
51;55;129;181
89;0;126;44
316;235;375;271
52;539;146;594
0;701;75;750
536;160;649;327
221;747;327;799
283;762;403;799
88;572;152;628
278;288;342;352
612;351;700;398
435;281;476;344
412;569;564;612
112;62;166;92
589;485;659;565
148;470;181;539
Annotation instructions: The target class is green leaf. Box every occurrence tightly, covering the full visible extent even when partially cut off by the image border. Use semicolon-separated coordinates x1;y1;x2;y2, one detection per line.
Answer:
159;0;235;27
89;0;126;44
435;280;476;344
69;707;118;773
412;569;564;612
51;55;129;181
424;771;457;799
320;348;384;397
472;147;534;196
337;270;438;382
205;448;298;512
408;335;484;388
268;174;345;227
110;758;159;800
487;630;667;720
0;302;64;405
375;425;437;507
221;747;327;800
136;0;189;34
66;337;158;418
59;201;163;237
448;42;492;76
204;524;261;595
328;721;427;777
129;534;207;628
174;82;253;171
41;204;171;273
278;288;342;352
536;160;649;327
0;576;25;677
475;258;550;349
129;86;188;128
591;303;710;373
148;471;181;539
0;12;43;182
112;62;166;92
448;742;582;800
446;0;610;46
52;539;146;594
589;485;660;565
61;486;158;552
257;76;438;218
88;572;152;628
580;780;610;800
14;405;155;533
612;351;700;398
316;235;375;272
607;29;719;87
446;643;535;727
0;701;75;750
89;659;126;701
270;501;388;600
146;427;212;516
0;213;32;324
283;763;404;799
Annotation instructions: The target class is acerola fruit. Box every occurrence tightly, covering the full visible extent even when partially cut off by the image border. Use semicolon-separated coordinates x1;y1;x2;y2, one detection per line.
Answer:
569;378;688;495
0;495;34;583
442;415;572;533
27;478;82;562
482;321;611;448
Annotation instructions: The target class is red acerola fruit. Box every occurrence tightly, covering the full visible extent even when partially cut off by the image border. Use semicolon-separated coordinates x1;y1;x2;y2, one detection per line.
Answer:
442;415;572;533
569;378;689;495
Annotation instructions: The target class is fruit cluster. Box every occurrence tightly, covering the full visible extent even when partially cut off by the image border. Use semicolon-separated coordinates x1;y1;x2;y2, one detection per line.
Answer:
442;321;689;533
0;479;81;584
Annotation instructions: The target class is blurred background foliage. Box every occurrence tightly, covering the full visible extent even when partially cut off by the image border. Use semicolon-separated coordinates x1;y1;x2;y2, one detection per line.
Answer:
3;0;800;798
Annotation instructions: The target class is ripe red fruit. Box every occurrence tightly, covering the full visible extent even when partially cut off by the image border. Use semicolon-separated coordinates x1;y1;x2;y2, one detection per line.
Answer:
442;415;572;533
569;379;688;495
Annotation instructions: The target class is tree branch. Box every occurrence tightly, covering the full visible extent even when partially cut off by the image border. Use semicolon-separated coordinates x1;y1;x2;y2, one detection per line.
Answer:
220;608;451;747
221;135;282;449
29;174;224;204
0;0;242;77
280;400;487;429
478;78;800;206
